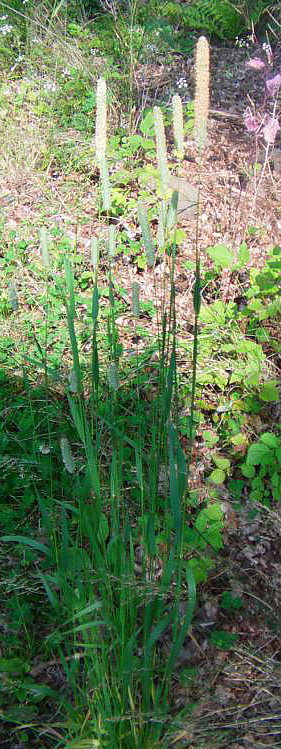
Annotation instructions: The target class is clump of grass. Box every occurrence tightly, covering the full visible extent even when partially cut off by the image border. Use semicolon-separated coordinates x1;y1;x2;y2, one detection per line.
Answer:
0;35;210;749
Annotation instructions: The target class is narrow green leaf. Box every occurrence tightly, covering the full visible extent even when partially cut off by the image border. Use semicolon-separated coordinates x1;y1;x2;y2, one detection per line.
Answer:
1;535;51;557
64;258;75;320
92;284;99;322
193;274;201;315
169;421;182;548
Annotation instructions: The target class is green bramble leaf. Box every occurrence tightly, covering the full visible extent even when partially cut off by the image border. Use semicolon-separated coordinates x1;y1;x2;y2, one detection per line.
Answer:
241;463;255;479
231;432;247;446
260;432;279;449
206;244;234;269
237;241;250;266
209;630;238;650
203;430;219;446
246;443;272;466
212;454;230;471
221;592;243;611
209;468;225;484
259;382;279;402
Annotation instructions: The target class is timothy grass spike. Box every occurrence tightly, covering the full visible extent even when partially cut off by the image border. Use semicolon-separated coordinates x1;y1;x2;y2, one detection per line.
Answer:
157;202;166;249
108;226;116;259
172;94;184;157
60;437;75;474
99;155;111;212
107;362;119;391
132;282;140;317
8;281;18;311
40;227;50;269
68;368;78;393
91;237;99;272
154;106;170;193
194;36;210;149
95;77;107;165
167;190;179;230
138;203;155;266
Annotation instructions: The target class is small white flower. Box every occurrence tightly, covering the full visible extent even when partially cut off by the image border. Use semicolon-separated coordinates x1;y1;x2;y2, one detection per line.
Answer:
0;15;8;20
177;77;188;89
1;24;13;35
43;80;57;92
39;444;51;455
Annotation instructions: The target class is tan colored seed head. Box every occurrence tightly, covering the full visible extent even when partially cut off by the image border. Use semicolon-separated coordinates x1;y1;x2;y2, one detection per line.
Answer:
95;77;107;163
194;36;210;149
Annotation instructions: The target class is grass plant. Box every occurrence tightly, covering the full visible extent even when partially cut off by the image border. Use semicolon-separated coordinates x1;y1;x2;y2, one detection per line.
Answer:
0;35;211;749
1;7;281;749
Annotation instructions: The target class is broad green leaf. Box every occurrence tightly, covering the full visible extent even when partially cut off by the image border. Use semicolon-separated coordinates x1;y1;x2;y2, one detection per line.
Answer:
237;241;250;266
212;454;230;471
5;705;38;721
241;463;255;479
231;432;247;446
207;527;223;551
0;535;51;557
188;557;209;583
221;592;243;611
0;657;29;674
139;109;154;136
203;430;219;446
259;381;279;402
209;468;225;484
205;503;223;521
199;300;226;324
260;432;279;448
206;243;234;269
246;442;272;466
209;629;238;650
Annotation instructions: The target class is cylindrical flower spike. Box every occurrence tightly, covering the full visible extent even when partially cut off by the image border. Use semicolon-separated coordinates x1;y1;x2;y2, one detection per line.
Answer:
194;36;210;149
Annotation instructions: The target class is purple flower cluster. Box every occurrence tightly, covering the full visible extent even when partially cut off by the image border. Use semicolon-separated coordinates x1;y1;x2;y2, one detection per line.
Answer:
244;44;281;145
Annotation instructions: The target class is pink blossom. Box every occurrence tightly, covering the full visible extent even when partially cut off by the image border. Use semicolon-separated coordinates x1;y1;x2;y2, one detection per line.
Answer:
265;72;281;98
244;108;261;133
263;114;280;144
245;57;267;72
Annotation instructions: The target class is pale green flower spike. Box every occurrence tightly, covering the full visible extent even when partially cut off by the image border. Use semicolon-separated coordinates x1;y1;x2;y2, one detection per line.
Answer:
60;437;75;474
95;77;107;164
172;94;184;156
132;282;140;317
138;203;155;267
91;237;99;271
154;106;170;193
99;155;111;212
8;281;18;311
40;227;50;269
108;225;116;259
107;362;119;391
194;36;210;149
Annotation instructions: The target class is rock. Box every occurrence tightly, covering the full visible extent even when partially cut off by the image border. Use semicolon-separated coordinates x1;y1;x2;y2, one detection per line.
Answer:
147;174;199;223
